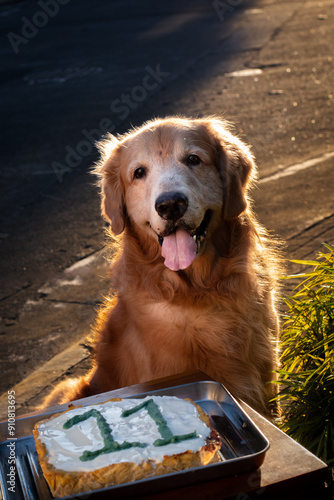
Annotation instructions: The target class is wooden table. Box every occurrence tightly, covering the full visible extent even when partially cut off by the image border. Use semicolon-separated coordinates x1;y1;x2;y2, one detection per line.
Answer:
13;371;331;500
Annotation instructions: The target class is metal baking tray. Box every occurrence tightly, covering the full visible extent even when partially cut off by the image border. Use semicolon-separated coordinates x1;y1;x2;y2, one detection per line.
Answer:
0;381;269;499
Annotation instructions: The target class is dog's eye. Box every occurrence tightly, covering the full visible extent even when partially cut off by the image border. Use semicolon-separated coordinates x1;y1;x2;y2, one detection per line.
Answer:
134;166;146;179
187;154;201;166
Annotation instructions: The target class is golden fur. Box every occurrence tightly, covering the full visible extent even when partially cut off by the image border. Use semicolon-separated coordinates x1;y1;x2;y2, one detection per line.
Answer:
44;117;281;415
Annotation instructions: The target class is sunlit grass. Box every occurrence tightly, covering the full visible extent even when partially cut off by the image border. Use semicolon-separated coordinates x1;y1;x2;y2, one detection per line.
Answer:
274;244;334;468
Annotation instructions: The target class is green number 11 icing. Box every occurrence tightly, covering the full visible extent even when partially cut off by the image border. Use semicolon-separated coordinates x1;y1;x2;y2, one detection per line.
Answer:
121;399;198;447
63;399;198;462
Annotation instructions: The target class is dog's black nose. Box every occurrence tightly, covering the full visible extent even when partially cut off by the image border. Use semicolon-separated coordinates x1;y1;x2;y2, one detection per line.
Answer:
155;192;188;221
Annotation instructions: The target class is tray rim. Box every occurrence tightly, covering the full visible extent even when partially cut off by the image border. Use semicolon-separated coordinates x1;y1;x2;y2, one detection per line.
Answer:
0;380;269;448
0;380;270;500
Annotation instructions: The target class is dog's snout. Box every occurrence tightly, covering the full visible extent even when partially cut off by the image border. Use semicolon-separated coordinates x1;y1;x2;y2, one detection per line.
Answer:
155;192;188;221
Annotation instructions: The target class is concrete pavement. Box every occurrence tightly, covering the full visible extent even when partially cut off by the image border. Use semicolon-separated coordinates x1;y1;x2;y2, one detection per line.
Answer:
0;0;333;419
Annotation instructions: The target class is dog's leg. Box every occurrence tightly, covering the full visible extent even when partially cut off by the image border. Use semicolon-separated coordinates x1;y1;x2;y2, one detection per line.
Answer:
41;376;93;408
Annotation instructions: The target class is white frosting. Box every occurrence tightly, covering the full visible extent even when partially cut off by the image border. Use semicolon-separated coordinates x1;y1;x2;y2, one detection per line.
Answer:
37;396;211;472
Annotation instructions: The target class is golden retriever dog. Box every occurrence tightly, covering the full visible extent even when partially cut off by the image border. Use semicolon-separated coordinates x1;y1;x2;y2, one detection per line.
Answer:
44;117;281;415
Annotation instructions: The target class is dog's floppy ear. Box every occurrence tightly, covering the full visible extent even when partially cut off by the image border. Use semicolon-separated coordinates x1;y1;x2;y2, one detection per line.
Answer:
207;119;256;220
96;135;126;235
222;143;255;220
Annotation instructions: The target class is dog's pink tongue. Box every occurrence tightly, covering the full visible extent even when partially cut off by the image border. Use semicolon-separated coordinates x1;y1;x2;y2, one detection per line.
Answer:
161;229;196;271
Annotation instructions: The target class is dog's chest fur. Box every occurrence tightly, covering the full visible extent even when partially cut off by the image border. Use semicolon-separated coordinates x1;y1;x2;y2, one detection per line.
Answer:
137;299;239;355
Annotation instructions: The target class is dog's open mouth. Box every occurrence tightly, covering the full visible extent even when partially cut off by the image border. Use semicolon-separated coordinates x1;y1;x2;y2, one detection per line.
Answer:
157;210;212;271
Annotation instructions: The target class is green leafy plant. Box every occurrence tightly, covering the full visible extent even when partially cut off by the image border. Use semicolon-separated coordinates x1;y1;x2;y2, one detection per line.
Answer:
275;243;334;467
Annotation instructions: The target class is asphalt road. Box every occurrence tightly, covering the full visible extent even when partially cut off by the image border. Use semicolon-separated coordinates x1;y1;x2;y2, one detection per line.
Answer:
0;0;333;415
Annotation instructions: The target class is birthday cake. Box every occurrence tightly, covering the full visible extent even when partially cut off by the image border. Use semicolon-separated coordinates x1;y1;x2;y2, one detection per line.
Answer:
33;395;221;497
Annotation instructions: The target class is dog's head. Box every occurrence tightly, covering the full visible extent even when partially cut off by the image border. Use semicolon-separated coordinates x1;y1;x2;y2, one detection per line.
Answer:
97;117;256;271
